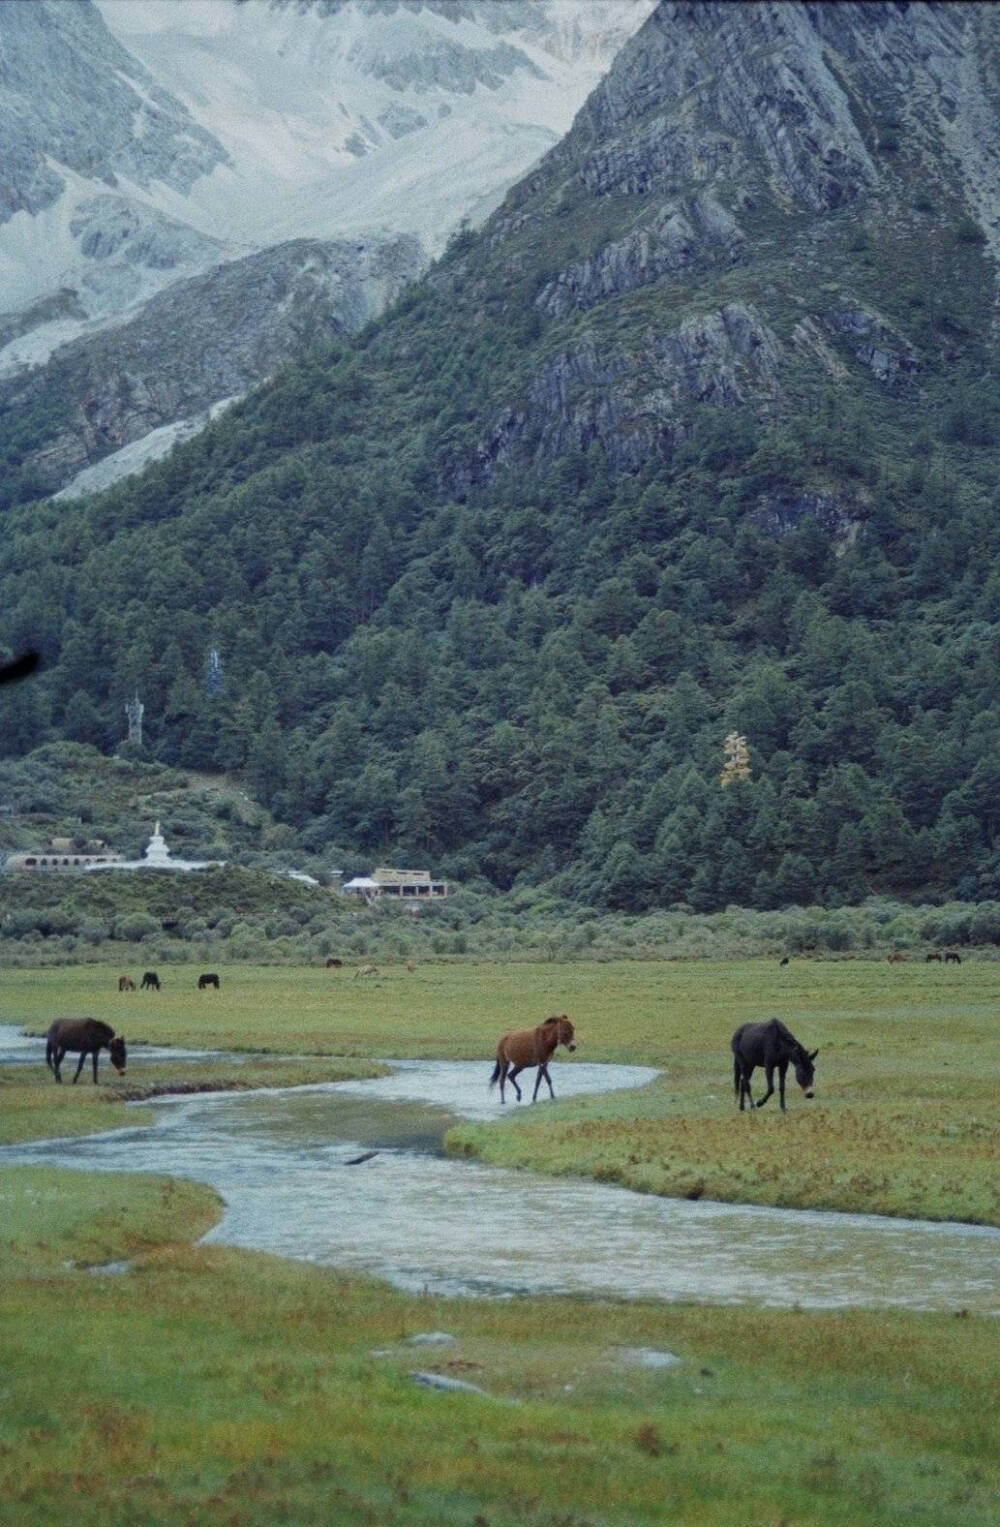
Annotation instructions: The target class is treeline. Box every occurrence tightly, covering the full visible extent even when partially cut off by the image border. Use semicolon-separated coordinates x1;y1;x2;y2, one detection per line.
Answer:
3;855;1000;969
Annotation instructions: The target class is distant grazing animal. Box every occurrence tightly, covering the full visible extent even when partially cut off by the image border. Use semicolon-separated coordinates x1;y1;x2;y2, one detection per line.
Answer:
887;952;904;964
355;964;379;978
489;1015;577;1104
198;972;220;990
325;957;343;969
926;950;943;963
46;1018;126;1084
406;962;416;973
779;956;789;966
118;975;135;992
944;950;962;964
732;1019;817;1113
140;970;160;990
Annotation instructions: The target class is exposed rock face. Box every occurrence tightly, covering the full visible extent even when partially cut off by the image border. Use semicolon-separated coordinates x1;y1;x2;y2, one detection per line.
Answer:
456;0;998;484
0;0;227;224
480;302;781;473
535;194;744;318
2;234;422;495
569;0;879;211
823;302;919;389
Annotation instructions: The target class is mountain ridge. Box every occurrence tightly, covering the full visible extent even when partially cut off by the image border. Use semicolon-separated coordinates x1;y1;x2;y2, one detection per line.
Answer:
0;0;653;499
2;0;999;913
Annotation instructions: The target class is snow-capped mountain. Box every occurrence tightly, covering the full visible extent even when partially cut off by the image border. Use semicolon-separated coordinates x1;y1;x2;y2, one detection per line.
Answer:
0;0;654;498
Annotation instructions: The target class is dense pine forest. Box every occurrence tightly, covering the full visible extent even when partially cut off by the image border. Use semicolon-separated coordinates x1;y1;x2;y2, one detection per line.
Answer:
2;3;999;914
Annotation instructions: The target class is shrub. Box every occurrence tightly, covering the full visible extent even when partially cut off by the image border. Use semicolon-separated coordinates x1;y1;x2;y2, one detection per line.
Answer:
113;911;164;943
955;216;986;245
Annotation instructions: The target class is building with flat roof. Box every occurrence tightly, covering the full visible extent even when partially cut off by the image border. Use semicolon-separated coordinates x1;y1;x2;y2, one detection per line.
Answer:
342;867;448;899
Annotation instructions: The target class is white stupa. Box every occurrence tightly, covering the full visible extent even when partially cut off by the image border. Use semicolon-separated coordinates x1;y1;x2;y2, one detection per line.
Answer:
84;821;223;873
143;820;172;867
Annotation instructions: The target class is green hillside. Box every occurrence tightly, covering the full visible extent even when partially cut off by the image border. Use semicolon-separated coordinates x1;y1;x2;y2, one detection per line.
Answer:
1;3;999;912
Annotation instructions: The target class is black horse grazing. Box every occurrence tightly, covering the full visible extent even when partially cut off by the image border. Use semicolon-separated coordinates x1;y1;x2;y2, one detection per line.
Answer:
944;950;962;964
489;1016;576;1104
46;1019;127;1084
198;972;220;990
732;1019;817;1112
140;970;160;990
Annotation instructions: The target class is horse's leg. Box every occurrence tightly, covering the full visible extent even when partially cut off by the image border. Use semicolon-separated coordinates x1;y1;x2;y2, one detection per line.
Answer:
737;1063;754;1111
755;1063;775;1108
533;1064;554;1101
52;1046;63;1083
72;1050;86;1084
507;1065;523;1102
498;1056;508;1104
778;1059;788;1112
91;1049;100;1083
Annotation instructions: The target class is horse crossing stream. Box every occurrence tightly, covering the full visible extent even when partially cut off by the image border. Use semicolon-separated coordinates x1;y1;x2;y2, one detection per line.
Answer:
1;1033;997;1314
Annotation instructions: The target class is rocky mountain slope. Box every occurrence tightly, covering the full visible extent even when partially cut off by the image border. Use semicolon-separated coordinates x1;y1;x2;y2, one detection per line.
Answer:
452;0;999;478
2;1;999;910
0;0;652;500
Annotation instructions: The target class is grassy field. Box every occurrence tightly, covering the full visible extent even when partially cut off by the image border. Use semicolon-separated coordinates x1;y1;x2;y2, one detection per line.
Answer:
0;1163;997;1527
2;957;998;1524
3;957;998;1222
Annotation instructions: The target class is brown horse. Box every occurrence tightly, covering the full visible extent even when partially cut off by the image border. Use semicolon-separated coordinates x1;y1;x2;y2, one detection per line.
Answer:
489;1015;576;1104
118;975;135;991
45;1018;127;1084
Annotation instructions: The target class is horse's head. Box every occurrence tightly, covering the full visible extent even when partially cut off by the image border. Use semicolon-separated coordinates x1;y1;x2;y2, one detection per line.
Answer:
109;1035;127;1075
543;1015;576;1052
795;1046;817;1098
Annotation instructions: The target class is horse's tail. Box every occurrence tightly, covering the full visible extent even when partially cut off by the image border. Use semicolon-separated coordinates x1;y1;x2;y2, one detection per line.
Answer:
733;1055;741;1098
488;1058;502;1091
45;1036;55;1072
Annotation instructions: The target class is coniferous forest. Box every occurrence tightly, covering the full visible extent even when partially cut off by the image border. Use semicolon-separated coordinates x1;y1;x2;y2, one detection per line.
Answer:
2;3;999;916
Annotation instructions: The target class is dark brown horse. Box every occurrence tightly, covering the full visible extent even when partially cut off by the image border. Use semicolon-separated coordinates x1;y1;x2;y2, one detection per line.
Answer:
489;1015;576;1104
732;1019;817;1112
118;975;135;991
45;1019;127;1084
198;972;220;990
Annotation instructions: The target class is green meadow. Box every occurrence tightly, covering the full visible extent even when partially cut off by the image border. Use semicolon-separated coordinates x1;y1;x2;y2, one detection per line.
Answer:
4;957;998;1222
1;957;998;1524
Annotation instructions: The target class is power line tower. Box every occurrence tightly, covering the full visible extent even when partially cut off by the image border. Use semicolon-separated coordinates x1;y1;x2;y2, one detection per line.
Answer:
205;647;223;700
124;695;145;748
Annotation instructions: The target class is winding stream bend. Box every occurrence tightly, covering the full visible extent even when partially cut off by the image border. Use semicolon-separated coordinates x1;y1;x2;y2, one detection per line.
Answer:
2;1032;997;1314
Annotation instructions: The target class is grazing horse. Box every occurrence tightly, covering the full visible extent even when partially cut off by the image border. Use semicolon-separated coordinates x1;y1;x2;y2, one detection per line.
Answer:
732;1019;817;1112
926;950;943;963
140;970;160;990
118;975;135;992
198;972;220;990
489;1015;577;1104
325;957;343;969
46;1018;126;1084
887;952;905;964
945;950;962;964
355;964;379;978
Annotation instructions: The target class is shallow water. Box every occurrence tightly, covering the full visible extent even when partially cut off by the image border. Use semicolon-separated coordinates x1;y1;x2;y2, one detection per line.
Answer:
2;1036;997;1314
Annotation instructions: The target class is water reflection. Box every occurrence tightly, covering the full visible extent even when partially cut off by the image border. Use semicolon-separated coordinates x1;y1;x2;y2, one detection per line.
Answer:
2;1047;996;1314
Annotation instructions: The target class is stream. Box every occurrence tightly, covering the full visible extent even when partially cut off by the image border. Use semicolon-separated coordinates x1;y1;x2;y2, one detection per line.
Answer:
2;1029;997;1313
